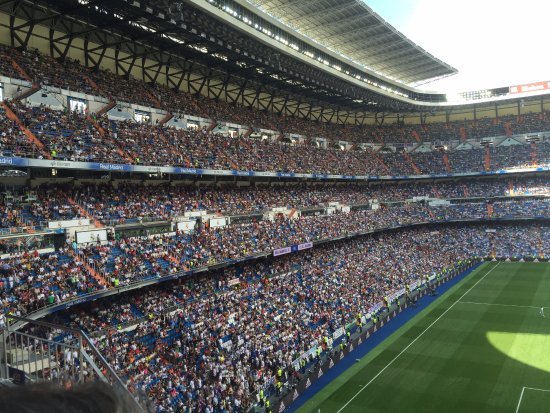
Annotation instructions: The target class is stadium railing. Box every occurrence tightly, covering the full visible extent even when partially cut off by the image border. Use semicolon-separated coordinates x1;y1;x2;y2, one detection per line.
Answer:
1;315;145;411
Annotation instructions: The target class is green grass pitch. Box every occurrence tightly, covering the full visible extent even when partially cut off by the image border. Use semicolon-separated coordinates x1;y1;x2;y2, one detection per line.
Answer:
297;262;550;413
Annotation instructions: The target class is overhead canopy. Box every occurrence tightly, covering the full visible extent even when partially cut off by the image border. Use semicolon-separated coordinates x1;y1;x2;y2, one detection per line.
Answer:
244;0;457;85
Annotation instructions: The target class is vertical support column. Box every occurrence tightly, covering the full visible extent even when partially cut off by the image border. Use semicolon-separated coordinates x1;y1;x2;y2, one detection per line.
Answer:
78;334;84;383
484;145;491;171
1;327;8;380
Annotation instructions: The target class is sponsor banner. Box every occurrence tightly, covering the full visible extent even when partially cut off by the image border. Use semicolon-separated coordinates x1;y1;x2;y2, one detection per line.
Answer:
368;301;384;314
231;170;255;176
389;288;406;303
176;167;203;175
0;157;545;182
273;246;292;257
274;242;314;256
0;156;28;166
333;326;345;340
91;162;133;172
183;210;207;218
134;165;166;173
254;171;276;177
207;169;232;176
227;278;240;286
510;81;550;94
48;218;90;229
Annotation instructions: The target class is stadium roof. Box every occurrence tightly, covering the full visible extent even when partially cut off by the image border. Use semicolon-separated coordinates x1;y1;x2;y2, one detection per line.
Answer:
243;0;458;85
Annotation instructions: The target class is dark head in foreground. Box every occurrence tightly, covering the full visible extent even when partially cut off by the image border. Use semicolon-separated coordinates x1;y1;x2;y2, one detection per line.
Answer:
0;381;143;413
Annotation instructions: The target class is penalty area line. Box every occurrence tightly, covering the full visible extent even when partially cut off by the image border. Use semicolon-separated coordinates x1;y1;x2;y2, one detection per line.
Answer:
516;386;550;413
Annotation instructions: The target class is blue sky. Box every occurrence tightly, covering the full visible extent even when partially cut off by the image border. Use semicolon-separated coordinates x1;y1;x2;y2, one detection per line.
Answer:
364;0;550;92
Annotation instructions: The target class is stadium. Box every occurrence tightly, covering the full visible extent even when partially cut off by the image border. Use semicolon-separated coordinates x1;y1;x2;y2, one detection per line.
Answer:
0;0;547;412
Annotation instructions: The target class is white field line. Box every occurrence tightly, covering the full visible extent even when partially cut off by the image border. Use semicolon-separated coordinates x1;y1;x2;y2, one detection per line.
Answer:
459;301;545;310
336;262;501;413
515;387;526;413
516;386;550;413
523;387;550;392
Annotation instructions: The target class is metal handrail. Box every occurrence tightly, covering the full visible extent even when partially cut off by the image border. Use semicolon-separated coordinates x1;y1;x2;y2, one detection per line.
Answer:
5;315;145;412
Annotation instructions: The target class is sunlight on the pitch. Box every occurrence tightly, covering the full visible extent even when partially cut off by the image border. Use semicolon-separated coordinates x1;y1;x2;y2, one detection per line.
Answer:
486;332;550;373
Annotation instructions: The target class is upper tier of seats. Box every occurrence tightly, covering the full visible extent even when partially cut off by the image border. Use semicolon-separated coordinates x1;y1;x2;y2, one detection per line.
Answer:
1;45;550;147
2;101;548;175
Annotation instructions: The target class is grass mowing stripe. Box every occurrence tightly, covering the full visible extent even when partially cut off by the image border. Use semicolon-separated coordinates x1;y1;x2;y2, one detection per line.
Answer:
336;262;501;413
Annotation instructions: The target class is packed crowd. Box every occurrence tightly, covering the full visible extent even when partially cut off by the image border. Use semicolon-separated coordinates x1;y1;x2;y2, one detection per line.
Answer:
3;100;549;175
492;199;550;217
0;195;546;318
0;45;25;80
1;176;547;228
76;206;431;285
0;41;548;413
11;102;130;163
0;107;40;158
0;188;87;229
42;222;549;412
65;198;549;286
490;224;545;258
0;248;99;316
2;45;550;148
490;143;534;170
5;102;550;176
